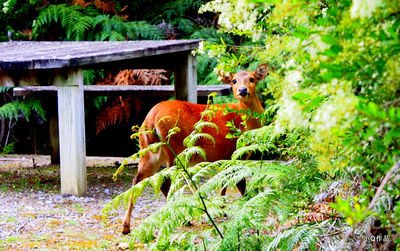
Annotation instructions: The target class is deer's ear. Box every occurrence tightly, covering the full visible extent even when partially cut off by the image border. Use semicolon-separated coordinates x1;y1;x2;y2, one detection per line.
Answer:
220;73;233;84
254;63;269;81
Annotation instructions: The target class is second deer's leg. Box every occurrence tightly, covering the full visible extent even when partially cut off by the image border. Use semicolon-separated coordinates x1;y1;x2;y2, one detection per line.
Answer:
122;173;143;235
236;179;246;196
122;148;168;234
160;157;174;198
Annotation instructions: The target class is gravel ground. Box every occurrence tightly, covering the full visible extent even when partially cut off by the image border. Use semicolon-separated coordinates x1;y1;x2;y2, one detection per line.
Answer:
0;155;164;250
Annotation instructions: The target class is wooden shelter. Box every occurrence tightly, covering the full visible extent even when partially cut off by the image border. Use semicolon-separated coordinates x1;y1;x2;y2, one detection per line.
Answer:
0;40;214;196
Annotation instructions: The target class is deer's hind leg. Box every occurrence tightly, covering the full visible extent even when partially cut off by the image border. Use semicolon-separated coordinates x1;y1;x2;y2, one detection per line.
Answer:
122;147;170;234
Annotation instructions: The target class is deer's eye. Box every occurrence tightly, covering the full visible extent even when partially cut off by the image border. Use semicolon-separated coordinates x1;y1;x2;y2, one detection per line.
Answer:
232;79;237;84
249;78;254;83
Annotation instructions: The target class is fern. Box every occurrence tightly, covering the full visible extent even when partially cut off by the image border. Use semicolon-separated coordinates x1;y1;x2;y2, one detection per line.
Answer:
218;189;277;250
70;15;94;40
95;96;132;134
1;142;15;155
83;70;97;86
0;87;11;93
94;69;170;134
105;91;331;250
193;121;219;133
33;4;96;40
190;28;235;44
32;4;165;41
173;17;197;34
0;98;45;122
151;0;206;24
265;222;326;251
126;21;165;40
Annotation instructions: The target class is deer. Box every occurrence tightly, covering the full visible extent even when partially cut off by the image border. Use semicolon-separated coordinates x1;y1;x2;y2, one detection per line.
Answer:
122;63;268;234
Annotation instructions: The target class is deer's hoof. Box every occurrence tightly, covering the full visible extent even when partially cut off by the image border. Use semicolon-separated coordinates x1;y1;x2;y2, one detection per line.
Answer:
122;223;131;235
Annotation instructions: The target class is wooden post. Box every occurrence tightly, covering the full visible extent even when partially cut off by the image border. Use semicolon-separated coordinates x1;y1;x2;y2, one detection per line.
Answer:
54;69;87;197
174;53;197;103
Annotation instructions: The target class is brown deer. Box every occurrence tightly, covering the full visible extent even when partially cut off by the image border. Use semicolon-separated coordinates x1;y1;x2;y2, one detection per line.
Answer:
122;63;268;234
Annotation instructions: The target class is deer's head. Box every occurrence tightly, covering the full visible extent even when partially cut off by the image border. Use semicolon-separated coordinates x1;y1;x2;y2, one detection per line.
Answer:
221;64;268;102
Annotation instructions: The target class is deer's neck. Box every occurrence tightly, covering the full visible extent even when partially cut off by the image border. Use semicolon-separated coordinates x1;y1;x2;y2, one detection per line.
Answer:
238;98;264;115
237;98;264;130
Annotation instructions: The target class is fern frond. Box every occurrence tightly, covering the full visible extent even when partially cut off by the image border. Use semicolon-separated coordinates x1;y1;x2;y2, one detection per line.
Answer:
232;142;277;160
248;161;296;188
187;133;216;148
32;4;164;41
265;223;323;251
126;21;165;40
0;86;11;93
83;70;96;85
0;98;45;122
173;17;196;34
108;30;126;41
267;227;297;250
148;142;165;153
236;125;275;149
0;102;19;121
194;121;219;133
198;161;250;194
95;97;131;134
200;109;216;121
71;15;94;41
178;146;207;167
190;28;235;44
218;189;276;250
154;0;205;24
190;161;217;184
297;227;320;251
132;194;204;246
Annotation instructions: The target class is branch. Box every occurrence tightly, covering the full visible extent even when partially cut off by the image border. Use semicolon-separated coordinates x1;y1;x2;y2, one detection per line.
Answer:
383;98;400;108
316;230;346;238
368;160;400;211
340;160;400;248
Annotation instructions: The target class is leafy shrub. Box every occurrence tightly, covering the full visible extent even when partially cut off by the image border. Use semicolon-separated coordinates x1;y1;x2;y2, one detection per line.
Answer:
108;0;400;250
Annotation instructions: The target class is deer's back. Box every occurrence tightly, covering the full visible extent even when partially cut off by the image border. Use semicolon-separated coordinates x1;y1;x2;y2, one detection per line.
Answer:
140;100;242;163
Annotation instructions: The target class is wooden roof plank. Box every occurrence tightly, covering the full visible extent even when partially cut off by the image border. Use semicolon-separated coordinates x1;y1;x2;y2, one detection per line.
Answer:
0;40;201;70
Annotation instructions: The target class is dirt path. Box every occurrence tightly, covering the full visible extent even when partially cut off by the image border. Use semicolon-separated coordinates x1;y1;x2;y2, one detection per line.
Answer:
0;155;163;250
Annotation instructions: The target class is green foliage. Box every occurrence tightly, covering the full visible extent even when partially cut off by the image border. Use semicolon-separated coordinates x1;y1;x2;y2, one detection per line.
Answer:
1;142;15;155
0;91;46;151
106;95;331;250
0;97;45;122
195;0;400;249
0;0;41;41
104;0;400;250
32;4;165;41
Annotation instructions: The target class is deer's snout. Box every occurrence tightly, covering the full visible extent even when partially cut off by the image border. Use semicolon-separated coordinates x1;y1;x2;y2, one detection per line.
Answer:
238;88;249;97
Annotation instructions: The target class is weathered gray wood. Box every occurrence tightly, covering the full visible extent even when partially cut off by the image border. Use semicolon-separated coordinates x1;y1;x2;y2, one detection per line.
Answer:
174;53;197;103
13;84;231;97
55;69;87;197
0;41;201;70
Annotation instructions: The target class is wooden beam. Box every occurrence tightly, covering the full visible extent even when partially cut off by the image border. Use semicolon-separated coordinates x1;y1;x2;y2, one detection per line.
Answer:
174;53;197;103
55;69;87;197
13;85;231;97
